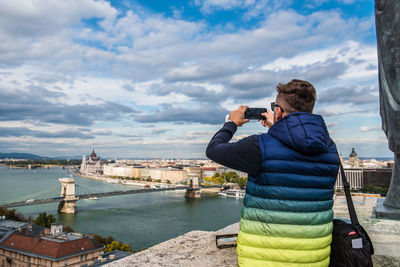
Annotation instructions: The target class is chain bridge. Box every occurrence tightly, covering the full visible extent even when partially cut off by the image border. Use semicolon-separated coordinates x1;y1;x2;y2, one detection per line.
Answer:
0;177;229;213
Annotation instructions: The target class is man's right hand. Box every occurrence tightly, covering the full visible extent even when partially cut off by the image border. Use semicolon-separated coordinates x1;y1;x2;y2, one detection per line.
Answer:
260;110;274;128
229;105;249;127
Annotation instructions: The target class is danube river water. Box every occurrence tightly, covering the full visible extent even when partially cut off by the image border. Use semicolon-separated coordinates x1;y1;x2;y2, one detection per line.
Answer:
0;166;243;251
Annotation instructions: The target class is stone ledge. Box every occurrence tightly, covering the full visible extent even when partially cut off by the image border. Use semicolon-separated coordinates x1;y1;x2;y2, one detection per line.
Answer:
105;223;239;267
106;196;400;267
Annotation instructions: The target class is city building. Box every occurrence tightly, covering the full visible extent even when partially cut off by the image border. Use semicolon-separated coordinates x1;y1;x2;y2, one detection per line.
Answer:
80;150;105;175
348;147;360;168
0;220;104;267
363;168;392;187
201;167;217;178
335;168;393;190
335;168;364;190
140;168;188;183
80;250;131;267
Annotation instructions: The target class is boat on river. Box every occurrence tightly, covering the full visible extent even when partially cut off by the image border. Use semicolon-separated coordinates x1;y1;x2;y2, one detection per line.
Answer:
218;189;245;198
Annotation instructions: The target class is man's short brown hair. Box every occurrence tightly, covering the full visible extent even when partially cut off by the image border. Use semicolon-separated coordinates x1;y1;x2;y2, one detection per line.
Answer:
276;79;316;113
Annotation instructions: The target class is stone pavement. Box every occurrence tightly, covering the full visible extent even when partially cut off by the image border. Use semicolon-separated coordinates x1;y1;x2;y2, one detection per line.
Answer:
106;195;400;267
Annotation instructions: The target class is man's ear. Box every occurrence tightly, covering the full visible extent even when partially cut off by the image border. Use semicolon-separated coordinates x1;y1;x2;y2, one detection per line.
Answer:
275;107;283;121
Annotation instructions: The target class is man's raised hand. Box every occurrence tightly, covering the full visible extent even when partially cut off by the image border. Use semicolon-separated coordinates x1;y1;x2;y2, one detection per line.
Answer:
229;105;250;127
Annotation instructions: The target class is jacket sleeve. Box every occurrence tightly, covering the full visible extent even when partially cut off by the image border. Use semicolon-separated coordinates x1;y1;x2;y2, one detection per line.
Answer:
206;122;262;178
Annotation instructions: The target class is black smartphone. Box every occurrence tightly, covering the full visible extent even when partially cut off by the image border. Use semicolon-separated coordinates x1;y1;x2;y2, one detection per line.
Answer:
244;108;267;120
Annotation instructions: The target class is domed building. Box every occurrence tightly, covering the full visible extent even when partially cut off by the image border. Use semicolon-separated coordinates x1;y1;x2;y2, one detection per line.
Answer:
80;149;105;175
348;147;360;168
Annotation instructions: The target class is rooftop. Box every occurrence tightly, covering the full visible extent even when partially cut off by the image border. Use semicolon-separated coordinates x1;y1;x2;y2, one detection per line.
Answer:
0;220;27;243
0;220;104;260
1;233;104;260
81;250;132;266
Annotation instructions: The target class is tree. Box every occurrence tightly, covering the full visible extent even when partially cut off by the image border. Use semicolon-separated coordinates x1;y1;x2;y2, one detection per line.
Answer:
63;226;75;233
104;241;131;253
0;207;26;222
238;177;248;189
34;212;56;228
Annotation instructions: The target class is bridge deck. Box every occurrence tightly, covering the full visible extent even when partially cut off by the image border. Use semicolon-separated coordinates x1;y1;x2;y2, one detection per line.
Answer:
1;185;228;208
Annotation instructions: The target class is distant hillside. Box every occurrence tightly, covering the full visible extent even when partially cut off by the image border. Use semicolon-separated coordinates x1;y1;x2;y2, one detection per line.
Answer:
0;152;48;160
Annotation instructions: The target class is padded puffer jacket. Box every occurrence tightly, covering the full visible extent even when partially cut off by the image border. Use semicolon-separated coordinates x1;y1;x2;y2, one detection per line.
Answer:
237;112;339;267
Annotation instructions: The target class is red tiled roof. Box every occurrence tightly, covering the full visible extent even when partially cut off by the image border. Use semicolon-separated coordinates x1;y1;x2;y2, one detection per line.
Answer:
201;167;217;171
1;234;104;259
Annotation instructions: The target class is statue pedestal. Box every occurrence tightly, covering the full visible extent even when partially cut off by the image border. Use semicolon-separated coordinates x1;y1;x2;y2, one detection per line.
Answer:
376;198;400;220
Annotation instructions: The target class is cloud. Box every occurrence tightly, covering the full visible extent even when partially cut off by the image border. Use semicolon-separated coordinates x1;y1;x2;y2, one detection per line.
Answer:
29;72;73;84
318;84;378;105
327;122;339;128
92;129;113;136
164;61;241;82
194;0;280;18
194;0;247;13
360;125;381;132
0;1;382;157
134;104;229;125
0;87;137;126
151;128;170;135
0;0;116;37
0;127;94;139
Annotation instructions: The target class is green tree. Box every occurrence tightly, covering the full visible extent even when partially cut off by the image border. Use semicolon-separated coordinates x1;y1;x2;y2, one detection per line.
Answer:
104;241;131;253
63;225;75;233
237;177;248;189
0;207;26;222
222;172;239;183
33;212;56;228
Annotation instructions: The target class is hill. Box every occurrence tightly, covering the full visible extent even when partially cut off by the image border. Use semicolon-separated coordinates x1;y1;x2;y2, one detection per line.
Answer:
0;152;48;160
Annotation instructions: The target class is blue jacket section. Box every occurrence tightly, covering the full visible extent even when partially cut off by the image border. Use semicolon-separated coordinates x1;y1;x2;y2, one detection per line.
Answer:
238;112;339;266
249;111;339;207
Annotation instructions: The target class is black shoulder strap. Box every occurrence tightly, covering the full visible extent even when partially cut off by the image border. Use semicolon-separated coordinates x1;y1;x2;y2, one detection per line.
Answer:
339;160;361;229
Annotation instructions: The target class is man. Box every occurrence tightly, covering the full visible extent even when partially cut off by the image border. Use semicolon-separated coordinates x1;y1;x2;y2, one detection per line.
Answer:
206;79;339;267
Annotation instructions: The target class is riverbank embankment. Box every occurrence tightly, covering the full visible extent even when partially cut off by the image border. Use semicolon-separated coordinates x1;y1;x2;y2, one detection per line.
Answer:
71;169;190;189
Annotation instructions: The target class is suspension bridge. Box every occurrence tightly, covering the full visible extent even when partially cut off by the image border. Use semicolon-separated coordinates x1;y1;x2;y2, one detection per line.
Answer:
0;177;228;213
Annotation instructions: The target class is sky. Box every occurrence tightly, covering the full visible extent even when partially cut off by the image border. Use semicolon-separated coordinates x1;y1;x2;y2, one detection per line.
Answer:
0;0;393;159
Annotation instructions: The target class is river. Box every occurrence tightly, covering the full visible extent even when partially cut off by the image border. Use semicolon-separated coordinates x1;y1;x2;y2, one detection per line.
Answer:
0;166;243;251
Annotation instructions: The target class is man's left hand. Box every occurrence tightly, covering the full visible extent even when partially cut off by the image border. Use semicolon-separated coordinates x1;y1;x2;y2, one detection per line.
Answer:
229;105;249;127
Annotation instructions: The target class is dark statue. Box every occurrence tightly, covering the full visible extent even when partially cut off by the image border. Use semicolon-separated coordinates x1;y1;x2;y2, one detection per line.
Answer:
375;0;400;217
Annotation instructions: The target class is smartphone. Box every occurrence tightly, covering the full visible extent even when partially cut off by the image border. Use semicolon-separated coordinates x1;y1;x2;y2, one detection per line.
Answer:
244;108;267;120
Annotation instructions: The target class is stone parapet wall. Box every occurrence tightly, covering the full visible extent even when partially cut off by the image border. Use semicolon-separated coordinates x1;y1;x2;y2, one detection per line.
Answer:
107;195;400;267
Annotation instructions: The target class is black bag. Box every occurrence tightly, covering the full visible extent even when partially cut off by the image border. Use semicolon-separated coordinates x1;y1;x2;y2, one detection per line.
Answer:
329;162;374;267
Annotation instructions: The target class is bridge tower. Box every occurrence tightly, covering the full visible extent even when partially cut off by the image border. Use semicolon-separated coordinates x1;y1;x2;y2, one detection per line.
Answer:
185;176;201;198
58;178;78;213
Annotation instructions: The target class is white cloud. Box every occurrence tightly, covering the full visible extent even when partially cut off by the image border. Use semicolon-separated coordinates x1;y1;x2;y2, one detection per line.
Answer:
0;0;116;37
194;0;247;13
360;125;381;132
262;41;378;83
0;1;383;157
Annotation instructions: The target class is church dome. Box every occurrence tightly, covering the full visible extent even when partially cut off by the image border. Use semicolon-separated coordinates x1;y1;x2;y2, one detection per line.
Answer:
90;150;97;158
349;147;358;158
